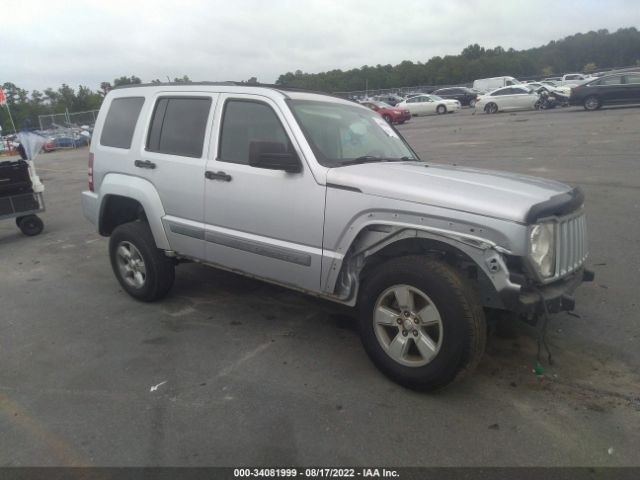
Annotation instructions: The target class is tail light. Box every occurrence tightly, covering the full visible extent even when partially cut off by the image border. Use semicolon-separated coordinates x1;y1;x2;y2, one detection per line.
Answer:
88;152;94;192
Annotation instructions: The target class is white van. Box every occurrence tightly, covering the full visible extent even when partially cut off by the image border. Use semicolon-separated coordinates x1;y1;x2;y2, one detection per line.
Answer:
472;76;520;94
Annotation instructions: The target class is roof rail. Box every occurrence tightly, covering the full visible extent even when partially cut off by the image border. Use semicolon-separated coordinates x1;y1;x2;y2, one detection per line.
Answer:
111;81;352;102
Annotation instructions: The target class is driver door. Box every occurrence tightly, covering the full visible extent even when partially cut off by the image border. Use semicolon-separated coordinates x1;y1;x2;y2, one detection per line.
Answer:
203;94;326;292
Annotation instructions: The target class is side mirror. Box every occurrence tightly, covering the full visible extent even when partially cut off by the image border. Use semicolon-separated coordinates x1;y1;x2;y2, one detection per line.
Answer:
249;141;301;173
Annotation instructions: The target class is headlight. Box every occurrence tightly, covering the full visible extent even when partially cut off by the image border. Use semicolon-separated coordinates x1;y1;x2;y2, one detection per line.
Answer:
529;222;556;278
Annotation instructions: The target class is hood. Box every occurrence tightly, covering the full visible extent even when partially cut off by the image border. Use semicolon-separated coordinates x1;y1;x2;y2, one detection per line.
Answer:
326;161;572;223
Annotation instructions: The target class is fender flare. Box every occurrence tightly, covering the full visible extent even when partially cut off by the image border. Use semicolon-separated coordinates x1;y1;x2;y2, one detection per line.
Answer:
322;212;519;305
97;173;170;250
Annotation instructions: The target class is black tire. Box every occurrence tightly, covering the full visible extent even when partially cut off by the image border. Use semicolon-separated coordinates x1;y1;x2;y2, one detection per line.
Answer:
484;102;498;114
109;221;175;302
358;255;486;391
17;215;44;236
583;95;601;111
382;114;392;124
398;120;405;125
436;105;447;114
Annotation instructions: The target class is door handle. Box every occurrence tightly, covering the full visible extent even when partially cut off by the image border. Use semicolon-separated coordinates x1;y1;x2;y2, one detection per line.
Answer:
205;170;232;182
134;160;156;169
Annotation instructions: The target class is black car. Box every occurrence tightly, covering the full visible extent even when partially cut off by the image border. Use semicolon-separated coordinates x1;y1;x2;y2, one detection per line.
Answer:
569;72;640;110
431;87;478;106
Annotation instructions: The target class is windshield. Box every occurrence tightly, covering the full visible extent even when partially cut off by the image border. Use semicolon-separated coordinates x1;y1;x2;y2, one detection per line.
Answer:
428;95;443;101
289;100;418;167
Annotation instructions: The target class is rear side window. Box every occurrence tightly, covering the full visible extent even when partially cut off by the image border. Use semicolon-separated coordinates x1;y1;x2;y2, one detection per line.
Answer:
100;97;145;149
219;100;289;165
598;76;623;86
147;97;212;158
624;74;640;84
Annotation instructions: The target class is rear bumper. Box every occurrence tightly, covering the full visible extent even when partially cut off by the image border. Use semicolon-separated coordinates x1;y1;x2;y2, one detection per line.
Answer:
81;190;99;226
502;267;594;317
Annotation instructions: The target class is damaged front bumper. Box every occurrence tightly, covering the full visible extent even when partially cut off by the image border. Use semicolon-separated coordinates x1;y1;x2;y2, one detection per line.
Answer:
501;267;595;317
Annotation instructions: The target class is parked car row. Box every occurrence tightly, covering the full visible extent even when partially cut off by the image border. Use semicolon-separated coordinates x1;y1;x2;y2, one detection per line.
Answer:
475;70;640;114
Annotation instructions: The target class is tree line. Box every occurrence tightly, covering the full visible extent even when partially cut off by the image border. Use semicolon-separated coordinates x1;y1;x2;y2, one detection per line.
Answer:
0;75;190;133
275;27;640;92
2;27;639;132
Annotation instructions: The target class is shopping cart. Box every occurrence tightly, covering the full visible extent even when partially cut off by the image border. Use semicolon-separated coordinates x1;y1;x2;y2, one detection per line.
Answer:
0;133;46;236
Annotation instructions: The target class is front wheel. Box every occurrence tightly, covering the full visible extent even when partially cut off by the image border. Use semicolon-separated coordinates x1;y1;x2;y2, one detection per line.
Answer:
436;105;447;114
358;256;486;391
109;221;175;302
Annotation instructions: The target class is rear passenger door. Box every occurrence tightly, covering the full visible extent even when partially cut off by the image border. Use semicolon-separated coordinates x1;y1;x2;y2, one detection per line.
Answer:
490;88;514;109
136;92;219;259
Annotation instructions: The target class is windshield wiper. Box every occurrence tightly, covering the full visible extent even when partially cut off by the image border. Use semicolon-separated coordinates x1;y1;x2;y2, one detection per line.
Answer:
339;156;413;166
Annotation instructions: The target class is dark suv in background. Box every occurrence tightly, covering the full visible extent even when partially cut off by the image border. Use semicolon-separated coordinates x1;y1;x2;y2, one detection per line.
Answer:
431;87;479;107
570;72;640;110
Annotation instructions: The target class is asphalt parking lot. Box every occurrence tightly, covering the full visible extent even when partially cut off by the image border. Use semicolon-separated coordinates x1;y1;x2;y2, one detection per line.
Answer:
1;105;639;467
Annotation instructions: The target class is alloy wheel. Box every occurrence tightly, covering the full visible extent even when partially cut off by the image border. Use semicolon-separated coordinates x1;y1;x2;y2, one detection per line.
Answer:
372;284;444;367
115;241;147;288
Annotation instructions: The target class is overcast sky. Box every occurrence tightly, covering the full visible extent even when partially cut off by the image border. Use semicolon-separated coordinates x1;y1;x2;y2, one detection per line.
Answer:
2;0;639;92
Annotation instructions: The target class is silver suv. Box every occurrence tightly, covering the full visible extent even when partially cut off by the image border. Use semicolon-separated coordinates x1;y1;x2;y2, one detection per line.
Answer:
82;83;593;390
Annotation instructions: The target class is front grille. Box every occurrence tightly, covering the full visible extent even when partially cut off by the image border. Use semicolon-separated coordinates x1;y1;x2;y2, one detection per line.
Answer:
556;213;588;278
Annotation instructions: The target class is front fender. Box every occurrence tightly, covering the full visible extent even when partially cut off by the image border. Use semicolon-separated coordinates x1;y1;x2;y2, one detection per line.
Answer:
321;208;525;304
97;174;170;250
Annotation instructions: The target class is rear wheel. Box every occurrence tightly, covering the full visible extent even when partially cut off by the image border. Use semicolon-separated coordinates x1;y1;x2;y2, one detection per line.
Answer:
484;102;498;114
17;215;44;236
436;105;447;115
109;221;175;302
583;95;601;111
358;256;486;391
382;114;392;124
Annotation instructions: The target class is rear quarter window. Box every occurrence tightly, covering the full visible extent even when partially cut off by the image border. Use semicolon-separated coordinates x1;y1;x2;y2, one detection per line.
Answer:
100;97;145;149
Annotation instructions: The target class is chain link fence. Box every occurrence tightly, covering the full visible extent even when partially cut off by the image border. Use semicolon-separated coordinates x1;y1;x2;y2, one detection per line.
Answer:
38;109;98;130
37;109;98;150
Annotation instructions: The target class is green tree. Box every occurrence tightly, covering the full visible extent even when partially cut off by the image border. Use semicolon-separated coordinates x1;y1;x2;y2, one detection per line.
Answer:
273;27;640;93
113;76;142;87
